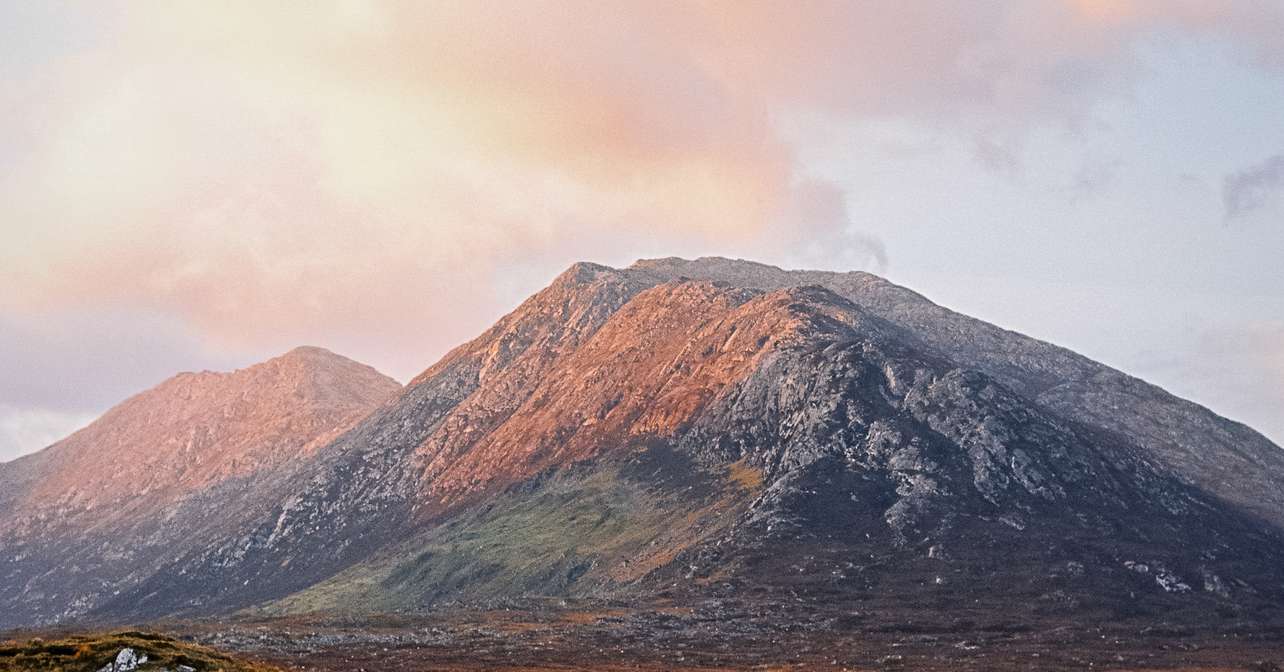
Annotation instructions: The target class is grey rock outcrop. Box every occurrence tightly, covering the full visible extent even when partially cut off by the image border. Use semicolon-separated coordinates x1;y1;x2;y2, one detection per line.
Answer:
97;648;146;672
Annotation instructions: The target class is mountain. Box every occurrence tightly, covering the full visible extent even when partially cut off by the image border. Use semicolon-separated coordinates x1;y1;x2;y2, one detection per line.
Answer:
0;346;400;627
628;257;1284;529
3;258;1282;631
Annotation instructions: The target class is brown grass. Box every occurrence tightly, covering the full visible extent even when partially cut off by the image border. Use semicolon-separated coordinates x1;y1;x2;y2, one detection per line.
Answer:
0;631;280;672
726;458;764;491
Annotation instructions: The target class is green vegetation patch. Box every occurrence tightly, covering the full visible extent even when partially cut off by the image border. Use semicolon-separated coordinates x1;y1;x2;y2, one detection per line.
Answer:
265;445;758;615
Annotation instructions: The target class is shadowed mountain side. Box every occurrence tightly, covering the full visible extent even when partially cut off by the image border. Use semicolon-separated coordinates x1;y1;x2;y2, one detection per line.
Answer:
629;256;1284;529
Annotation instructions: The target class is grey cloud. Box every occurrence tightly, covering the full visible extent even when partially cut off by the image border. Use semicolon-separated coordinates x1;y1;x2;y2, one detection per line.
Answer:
1191;323;1284;447
1224;154;1284;220
1138;322;1284;448
1071;158;1123;200
0;405;96;462
972;135;1022;174
776;180;888;273
0;309;245;414
0;308;252;460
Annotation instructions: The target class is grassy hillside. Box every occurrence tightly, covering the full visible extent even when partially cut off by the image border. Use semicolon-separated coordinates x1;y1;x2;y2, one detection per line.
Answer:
262;445;763;615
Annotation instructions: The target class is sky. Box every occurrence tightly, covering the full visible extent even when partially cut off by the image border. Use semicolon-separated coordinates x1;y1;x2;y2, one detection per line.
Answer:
1;0;1282;460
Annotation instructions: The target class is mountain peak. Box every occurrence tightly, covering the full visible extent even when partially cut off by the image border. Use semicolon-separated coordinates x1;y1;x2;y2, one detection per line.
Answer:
263;344;390;379
1;347;399;525
278;344;346;361
630;255;883;282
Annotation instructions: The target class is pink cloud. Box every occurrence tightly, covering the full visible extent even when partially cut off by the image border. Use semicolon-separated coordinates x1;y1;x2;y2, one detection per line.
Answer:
2;0;1281;381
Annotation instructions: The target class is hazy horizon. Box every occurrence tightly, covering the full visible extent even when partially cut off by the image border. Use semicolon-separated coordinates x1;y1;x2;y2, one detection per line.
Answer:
3;1;1283;459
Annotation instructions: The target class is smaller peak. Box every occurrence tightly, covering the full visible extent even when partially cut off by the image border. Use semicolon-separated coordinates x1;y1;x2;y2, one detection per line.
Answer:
268;346;394;379
166;347;367;383
280;345;343;360
263;346;401;399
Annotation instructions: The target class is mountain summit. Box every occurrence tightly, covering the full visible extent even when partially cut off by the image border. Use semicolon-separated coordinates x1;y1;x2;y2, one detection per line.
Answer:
0;346;399;626
626;257;1284;528
2;258;1281;630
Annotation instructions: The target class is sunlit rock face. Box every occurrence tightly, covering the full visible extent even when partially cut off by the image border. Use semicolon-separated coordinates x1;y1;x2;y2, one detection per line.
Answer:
3;257;1282;629
0;346;400;627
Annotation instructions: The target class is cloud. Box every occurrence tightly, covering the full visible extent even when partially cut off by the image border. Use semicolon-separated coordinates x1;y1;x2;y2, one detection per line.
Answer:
0;307;250;460
0;405;97;463
1184;322;1284;446
774;180;888;273
1;0;1283;405
1224;154;1284;220
0;309;243;413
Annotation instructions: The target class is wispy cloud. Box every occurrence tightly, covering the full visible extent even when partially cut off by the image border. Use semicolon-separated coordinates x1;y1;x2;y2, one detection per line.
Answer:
1181;322;1284;447
0;309;240;413
1224;154;1284;221
0;309;245;459
0;405;96;463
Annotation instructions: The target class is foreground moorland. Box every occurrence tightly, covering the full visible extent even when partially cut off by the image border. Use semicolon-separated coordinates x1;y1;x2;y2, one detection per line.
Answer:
6;599;1284;671
0;631;278;672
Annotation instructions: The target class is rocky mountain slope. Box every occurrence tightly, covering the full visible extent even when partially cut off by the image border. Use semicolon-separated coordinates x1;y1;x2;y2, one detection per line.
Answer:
627;257;1284;530
0;347;400;628
3;258;1282;631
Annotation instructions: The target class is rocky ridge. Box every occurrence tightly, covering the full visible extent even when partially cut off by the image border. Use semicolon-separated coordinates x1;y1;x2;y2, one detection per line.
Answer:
2;257;1282;631
628;256;1284;529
